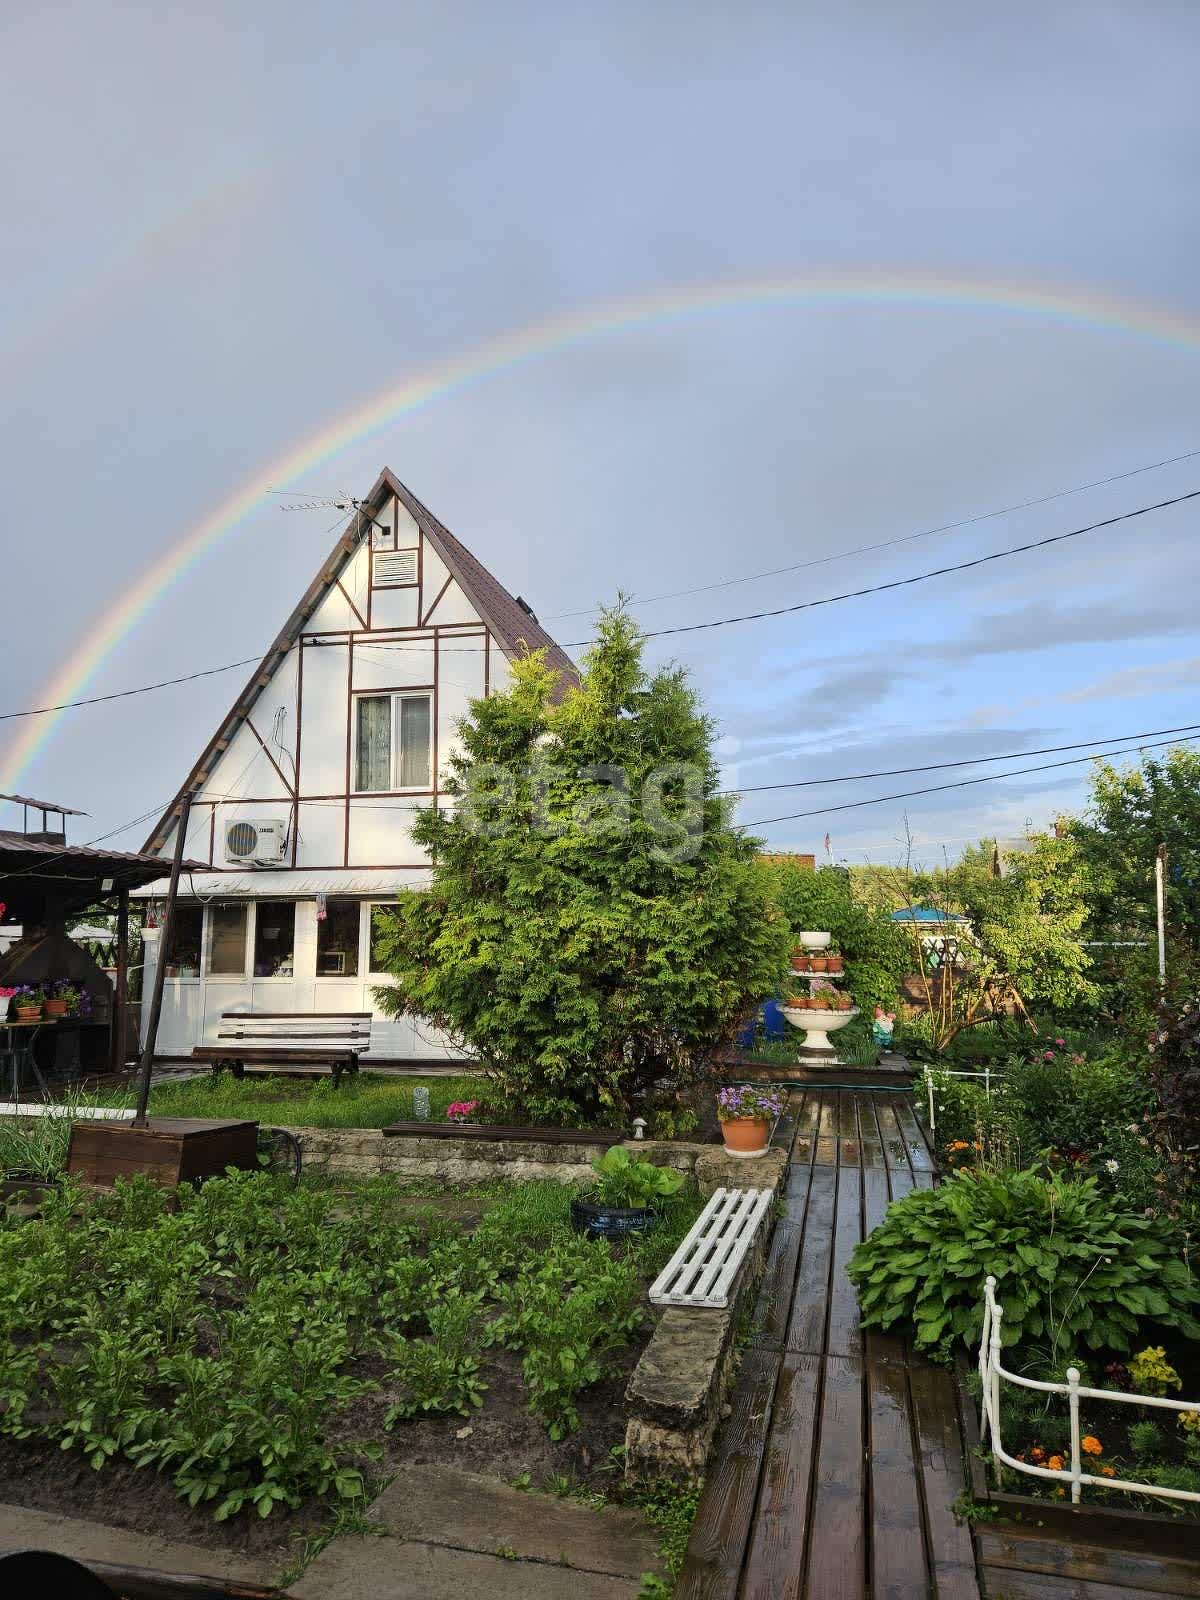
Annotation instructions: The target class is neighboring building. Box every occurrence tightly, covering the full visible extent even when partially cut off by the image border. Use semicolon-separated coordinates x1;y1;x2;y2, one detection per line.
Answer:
135;468;575;1062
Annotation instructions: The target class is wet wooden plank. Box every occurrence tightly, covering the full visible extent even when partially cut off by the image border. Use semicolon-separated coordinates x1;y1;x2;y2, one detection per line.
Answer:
804;1354;866;1600
908;1361;981;1598
856;1096;885;1167
793;1090;822;1136
825;1165;864;1359
874;1098;916;1179
676;1349;782;1600
784;1165;836;1356
817;1093;839;1141
867;1355;930;1600
750;1221;804;1348
835;1092;859;1140
893;1094;935;1169
976;1530;1200;1598
979;1568;1168;1599
740;1352;822;1600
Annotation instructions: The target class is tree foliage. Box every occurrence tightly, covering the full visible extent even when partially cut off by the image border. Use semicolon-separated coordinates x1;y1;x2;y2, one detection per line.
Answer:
1070;746;1200;945
371;610;790;1123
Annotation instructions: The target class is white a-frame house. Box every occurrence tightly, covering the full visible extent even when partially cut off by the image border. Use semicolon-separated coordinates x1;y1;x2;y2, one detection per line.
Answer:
137;468;576;1063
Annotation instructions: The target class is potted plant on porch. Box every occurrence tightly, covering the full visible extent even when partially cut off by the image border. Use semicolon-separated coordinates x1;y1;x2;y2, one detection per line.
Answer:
12;986;45;1022
571;1144;685;1240
716;1083;787;1158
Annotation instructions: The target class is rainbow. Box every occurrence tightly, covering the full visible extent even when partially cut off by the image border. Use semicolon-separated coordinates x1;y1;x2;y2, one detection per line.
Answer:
6;267;1200;792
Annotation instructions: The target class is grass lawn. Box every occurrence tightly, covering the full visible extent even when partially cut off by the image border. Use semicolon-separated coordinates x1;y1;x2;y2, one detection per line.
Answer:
114;1071;487;1128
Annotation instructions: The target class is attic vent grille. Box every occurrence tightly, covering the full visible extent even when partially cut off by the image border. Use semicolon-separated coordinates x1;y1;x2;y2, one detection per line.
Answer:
374;549;417;586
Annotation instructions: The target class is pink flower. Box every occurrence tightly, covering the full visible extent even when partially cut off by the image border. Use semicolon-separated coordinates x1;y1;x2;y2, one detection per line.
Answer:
446;1100;479;1123
1043;1051;1055;1061
1055;1037;1065;1047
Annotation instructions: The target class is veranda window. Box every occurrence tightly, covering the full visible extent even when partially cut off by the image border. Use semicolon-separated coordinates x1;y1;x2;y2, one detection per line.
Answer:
208;903;248;976
316;899;361;976
253;901;296;978
354;693;432;791
164;905;203;978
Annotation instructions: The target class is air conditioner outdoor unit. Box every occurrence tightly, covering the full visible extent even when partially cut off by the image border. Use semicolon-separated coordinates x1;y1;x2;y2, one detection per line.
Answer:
224;818;288;864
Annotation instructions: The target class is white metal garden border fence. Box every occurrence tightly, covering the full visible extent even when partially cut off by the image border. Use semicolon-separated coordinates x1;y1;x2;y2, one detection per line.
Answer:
922;1064;1004;1134
978;1275;1200;1506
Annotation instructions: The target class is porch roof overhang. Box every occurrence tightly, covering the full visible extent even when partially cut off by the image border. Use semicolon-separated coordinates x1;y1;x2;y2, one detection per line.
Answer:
0;832;206;922
130;867;432;901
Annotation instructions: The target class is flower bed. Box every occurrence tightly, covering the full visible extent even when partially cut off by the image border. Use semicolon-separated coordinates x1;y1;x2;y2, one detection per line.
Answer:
0;1170;705;1567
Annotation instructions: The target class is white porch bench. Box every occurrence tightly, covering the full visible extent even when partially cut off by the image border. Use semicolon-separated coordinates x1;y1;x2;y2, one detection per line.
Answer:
192;1011;373;1088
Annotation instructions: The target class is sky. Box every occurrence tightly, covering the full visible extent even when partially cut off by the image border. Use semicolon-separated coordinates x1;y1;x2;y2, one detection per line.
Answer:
2;1;1199;870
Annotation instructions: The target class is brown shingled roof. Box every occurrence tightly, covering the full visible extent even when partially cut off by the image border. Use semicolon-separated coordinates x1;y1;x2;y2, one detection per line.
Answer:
383;469;578;690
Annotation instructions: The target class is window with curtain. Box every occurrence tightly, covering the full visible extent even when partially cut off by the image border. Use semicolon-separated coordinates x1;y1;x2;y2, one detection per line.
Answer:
356;696;392;791
253;901;296;977
353;692;432;791
164;905;203;978
316;899;361;976
208;903;248;976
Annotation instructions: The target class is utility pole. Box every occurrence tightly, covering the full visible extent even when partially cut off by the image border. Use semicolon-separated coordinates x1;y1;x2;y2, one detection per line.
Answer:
1155;843;1168;989
132;790;192;1126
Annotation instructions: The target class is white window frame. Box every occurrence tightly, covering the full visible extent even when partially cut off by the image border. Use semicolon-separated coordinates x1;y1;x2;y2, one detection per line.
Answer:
366;901;400;978
250;898;298;982
352;691;433;794
315;897;364;981
204;901;251;980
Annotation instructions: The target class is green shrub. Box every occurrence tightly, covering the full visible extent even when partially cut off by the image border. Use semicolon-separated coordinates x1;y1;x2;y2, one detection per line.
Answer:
848;1166;1200;1358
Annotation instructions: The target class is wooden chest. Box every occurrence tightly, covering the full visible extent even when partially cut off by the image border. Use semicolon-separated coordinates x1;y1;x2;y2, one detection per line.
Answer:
66;1118;259;1188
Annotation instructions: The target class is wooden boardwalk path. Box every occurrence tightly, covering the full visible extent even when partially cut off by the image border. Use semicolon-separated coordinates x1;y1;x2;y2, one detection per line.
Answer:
678;1087;979;1600
677;1085;1200;1599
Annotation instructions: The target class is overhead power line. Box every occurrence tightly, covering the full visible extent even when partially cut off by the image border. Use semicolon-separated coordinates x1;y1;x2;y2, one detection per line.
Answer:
718;719;1200;795
2;484;1196;726
740;732;1200;830
599;485;1200;647
545;444;1200;619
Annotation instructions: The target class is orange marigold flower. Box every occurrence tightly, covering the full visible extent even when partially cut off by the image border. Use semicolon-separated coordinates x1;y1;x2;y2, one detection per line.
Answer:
1081;1435;1103;1456
1100;1465;1116;1478
1047;1454;1065;1472
1030;1446;1046;1463
1053;1486;1066;1498
948;1140;970;1151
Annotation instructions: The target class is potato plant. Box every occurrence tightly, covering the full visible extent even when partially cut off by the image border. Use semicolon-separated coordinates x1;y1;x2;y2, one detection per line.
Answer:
0;1172;672;1521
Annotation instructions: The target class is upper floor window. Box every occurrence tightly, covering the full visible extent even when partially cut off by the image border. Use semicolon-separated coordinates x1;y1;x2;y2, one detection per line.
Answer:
355;692;431;792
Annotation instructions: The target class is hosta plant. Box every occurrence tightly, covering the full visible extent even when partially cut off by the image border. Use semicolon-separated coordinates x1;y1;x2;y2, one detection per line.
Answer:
589;1145;685;1209
848;1166;1200;1359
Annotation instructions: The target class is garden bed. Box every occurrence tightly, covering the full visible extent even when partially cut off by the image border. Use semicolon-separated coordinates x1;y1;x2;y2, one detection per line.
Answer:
0;1170;705;1576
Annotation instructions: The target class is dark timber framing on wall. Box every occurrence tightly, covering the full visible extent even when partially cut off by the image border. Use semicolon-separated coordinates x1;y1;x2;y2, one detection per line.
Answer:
142;467;577;860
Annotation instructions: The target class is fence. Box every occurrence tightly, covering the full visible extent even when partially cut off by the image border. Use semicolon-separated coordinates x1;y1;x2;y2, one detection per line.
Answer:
922;1063;1004;1134
978;1274;1200;1507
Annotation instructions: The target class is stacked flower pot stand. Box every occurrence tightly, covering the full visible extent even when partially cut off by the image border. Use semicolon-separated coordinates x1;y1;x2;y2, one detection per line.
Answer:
782;931;857;1060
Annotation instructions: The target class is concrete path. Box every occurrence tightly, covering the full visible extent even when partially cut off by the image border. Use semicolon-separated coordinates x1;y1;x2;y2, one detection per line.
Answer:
0;1501;280;1590
288;1465;663;1599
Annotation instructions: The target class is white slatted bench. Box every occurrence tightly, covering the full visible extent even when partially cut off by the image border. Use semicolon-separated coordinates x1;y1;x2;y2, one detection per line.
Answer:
648;1186;774;1309
193;1012;373;1088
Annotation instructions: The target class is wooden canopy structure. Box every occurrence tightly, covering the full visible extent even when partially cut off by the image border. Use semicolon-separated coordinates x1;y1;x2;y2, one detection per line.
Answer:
0;811;205;1075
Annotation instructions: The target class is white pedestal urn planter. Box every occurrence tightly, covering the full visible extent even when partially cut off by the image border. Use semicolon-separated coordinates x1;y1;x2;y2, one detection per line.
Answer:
783;932;858;1058
782;1002;858;1057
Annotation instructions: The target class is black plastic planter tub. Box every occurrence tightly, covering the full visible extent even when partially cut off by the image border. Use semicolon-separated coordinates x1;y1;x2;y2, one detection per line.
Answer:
570;1196;657;1240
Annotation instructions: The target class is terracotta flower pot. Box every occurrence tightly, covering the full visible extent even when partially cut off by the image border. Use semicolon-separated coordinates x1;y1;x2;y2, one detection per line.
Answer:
827;956;844;973
791;955;811;972
43;999;68;1018
810;957;829;972
14;1006;41;1022
721;1115;771;1157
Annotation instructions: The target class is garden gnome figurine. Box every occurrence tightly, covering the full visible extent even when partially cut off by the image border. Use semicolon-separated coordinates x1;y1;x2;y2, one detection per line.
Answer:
872;1006;896;1049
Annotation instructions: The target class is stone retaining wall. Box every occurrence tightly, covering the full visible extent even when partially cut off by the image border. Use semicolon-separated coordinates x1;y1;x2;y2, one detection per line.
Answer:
280;1125;743;1187
623;1145;788;1482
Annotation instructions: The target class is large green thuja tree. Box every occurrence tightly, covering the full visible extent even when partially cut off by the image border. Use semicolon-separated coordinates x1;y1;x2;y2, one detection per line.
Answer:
372;610;790;1124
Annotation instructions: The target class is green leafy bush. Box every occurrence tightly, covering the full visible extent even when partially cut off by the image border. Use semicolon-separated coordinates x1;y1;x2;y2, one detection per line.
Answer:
589;1145;685;1209
848;1166;1200;1358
